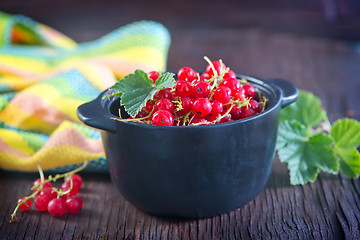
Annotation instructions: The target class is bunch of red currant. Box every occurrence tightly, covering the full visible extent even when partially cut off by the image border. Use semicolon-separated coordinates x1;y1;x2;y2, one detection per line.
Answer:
132;58;267;126
10;163;86;223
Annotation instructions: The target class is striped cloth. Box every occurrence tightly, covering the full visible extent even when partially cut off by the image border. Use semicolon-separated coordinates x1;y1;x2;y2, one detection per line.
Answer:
0;12;170;172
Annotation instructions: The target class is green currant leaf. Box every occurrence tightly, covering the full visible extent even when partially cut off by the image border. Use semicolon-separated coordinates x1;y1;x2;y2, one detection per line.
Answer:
331;118;360;148
331;118;360;178
155;72;176;89
276;120;338;185
109;69;175;118
280;90;326;128
336;147;360;178
109;69;153;93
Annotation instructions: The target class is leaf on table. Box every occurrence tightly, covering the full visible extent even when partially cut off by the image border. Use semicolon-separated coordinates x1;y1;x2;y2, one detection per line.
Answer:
109;70;175;118
331;118;360;178
276;120;338;185
280;90;326;128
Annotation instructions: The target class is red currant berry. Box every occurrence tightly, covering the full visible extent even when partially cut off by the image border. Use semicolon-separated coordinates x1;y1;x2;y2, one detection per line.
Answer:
249;99;261;113
65;196;83;214
190;115;206;125
179;96;193;114
210;100;223;116
240;108;256;119
192;98;212;117
155;99;175;113
61;181;79;197
193;81;211;98
229;105;239;114
154;88;174;101
223;70;236;79
175;80;194;97
231;108;242;120
213;86;232;104
135;109;148;118
200;72;211;80
148;71;159;83
145;99;155;112
34;194;51;211
48;198;67;217
219;78;241;95
243;84;256;98
65;174;83;192
219;112;231;123
206;60;226;77
33;178;52;192
40;187;57;200
177;67;197;81
152;110;174;126
206;114;218;122
233;88;245;101
18;197;31;211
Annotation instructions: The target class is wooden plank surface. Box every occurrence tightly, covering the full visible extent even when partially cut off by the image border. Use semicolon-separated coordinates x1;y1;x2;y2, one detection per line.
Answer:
1;27;360;239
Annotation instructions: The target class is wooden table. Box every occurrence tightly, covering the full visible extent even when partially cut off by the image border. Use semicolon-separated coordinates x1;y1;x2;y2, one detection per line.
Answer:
1;27;360;240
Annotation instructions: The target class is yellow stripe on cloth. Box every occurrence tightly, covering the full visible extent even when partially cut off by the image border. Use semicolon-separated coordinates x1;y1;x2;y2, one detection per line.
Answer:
0;12;171;172
0;121;105;172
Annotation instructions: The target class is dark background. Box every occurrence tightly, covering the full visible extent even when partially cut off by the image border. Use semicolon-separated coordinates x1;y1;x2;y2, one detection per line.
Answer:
1;0;360;42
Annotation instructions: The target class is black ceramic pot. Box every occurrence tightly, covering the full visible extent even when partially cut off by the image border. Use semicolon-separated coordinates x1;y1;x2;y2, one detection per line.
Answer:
77;74;298;219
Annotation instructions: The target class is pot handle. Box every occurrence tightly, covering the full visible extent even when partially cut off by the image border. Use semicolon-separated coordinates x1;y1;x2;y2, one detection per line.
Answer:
77;91;117;133
267;78;298;108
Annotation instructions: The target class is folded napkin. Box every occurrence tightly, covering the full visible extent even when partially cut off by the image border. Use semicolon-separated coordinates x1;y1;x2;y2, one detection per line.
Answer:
0;12;170;172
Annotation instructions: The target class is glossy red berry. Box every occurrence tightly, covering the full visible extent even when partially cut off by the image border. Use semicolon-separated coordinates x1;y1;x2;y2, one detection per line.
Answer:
240;107;256;119
148;71;159;83
219;112;231;123
192;98;212;117
48;198;67;217
33;178;52;192
193;81;211;98
65;174;83;192
249;99;261;113
175;80;194;97
223;70;236;79
145;99;155;112
61;181;79;197
210;100;223;116
219;78;241;95
155;99;175;113
177;67;197;81
231;107;242;120
213;86;232;104
155;88;174;101
229;105;239;114
206;114;218;122
18;197;31;211
40;187;57;200
135;109;148;118
34;194;51;211
179;96;193;114
65;196;83;214
243;84;256;98
233;88;245;101
200;72;211;80
152;110;174;126
206;60;226;77
190;116;206;125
